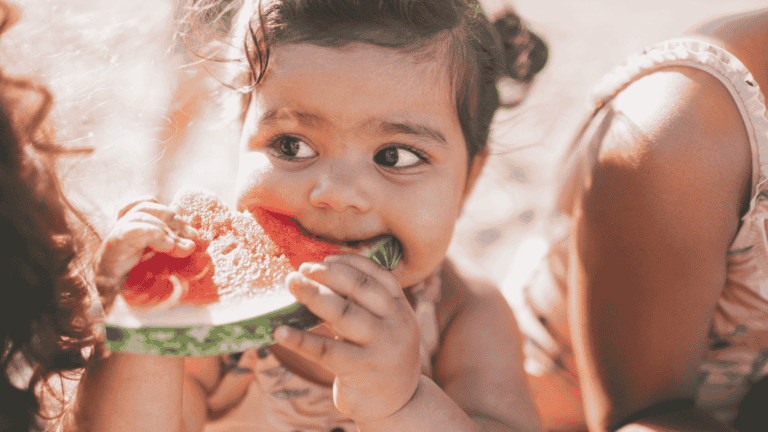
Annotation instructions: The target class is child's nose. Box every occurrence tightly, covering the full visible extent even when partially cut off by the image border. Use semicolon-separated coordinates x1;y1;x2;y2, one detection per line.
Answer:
309;163;373;213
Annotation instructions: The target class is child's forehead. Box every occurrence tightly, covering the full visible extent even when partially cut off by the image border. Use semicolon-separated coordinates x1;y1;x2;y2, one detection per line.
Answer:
258;43;454;106
270;42;450;80
248;43;464;146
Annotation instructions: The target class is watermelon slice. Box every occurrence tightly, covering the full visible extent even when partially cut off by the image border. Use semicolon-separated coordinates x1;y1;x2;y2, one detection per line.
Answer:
103;186;402;356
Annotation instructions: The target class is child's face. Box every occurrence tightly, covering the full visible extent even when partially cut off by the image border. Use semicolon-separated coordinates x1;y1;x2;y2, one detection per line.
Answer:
236;43;483;288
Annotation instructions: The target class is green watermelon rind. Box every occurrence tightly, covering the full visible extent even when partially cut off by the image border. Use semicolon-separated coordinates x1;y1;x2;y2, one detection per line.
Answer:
102;193;405;357
104;301;319;356
367;236;403;270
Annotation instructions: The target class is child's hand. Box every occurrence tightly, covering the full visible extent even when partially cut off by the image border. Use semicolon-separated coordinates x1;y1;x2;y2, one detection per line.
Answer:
95;196;199;312
275;254;421;422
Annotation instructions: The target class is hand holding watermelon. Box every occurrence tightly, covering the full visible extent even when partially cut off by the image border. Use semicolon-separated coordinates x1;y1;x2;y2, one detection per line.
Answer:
96;187;403;356
95;196;200;315
274;253;421;422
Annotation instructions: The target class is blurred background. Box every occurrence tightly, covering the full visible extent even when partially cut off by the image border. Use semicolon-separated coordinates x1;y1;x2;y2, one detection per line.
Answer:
3;0;766;287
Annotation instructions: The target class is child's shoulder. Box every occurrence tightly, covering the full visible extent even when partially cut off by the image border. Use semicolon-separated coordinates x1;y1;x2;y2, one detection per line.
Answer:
435;258;512;336
431;259;542;431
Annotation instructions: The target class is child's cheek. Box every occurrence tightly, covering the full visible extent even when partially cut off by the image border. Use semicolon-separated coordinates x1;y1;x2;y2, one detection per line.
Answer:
396;204;456;286
235;152;275;212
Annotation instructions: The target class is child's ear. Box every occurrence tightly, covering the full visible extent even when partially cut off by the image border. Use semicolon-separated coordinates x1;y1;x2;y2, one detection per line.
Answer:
461;145;490;206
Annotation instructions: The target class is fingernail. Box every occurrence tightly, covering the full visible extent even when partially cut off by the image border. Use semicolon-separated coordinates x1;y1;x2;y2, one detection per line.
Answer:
298;262;324;274
323;255;339;262
183;226;199;238
274;326;290;342
177;238;196;249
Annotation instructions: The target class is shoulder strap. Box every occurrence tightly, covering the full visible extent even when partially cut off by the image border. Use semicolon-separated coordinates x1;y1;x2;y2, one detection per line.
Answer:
556;39;768;219
554;104;616;217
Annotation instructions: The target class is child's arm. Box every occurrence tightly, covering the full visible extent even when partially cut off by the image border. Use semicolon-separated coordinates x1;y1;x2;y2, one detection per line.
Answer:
358;263;542;432
431;263;542;432
273;255;541;432
568;67;750;432
69;198;211;432
73;353;187;432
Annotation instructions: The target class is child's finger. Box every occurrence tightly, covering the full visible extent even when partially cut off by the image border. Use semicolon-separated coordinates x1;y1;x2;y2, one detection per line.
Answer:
139;250;156;262
118;220;180;255
273;325;360;371
95;222;178;297
286;273;380;344
120;210;197;254
96;217;197;312
298;261;394;318
123;201;199;241
117;195;159;219
324;254;404;299
109;216;195;263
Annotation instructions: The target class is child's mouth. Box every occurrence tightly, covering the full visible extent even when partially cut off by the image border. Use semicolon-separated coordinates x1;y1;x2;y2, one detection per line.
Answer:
295;222;403;270
247;207;403;270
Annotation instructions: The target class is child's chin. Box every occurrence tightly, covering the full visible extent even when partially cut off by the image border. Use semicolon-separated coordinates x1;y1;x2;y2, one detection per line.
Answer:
391;263;430;290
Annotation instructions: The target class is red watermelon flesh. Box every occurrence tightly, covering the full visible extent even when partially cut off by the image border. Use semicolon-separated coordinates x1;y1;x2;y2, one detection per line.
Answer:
252;208;341;268
120;188;341;310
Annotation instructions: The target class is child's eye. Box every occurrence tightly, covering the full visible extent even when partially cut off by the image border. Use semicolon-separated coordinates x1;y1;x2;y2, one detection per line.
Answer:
271;136;316;160
373;146;426;169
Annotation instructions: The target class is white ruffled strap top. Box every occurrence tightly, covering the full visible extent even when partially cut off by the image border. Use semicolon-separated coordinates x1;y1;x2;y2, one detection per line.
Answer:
589;39;768;423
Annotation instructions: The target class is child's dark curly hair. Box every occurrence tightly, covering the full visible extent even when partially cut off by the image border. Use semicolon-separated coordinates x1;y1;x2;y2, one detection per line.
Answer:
180;0;548;164
0;3;100;431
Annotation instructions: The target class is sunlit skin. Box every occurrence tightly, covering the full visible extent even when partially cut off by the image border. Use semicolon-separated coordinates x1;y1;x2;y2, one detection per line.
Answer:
234;42;476;419
73;41;542;432
526;10;768;432
235;43;471;290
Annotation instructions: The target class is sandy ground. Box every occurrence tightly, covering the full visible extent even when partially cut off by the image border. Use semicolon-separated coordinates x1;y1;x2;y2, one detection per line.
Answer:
4;0;767;289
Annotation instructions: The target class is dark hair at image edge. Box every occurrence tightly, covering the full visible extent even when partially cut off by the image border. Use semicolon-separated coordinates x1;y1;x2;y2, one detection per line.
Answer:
0;2;101;431
178;0;547;164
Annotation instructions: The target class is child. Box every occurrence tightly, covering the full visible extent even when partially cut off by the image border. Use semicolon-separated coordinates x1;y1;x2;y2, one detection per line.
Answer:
505;8;768;432
73;0;549;431
0;2;101;431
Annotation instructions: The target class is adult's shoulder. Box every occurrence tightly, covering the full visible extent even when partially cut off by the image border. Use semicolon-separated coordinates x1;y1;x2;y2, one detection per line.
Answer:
563;65;756;430
607;65;751;179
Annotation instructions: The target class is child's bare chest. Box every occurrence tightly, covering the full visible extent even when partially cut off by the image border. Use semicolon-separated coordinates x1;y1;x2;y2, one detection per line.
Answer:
206;345;354;432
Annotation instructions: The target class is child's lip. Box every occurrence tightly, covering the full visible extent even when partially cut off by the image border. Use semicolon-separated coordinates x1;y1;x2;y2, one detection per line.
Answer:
293;220;394;253
246;207;402;259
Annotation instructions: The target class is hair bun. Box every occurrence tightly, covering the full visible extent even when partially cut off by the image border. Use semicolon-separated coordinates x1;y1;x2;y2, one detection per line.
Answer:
493;10;548;83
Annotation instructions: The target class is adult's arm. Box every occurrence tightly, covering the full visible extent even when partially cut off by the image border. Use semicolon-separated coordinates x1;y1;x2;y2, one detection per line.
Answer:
568;66;752;432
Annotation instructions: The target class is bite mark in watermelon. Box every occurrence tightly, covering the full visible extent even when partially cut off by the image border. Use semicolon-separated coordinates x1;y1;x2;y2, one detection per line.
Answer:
120;191;343;311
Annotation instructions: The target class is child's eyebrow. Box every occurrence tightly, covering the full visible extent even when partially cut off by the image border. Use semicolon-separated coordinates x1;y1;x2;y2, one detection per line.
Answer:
259;107;326;129
258;106;448;147
374;121;448;147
